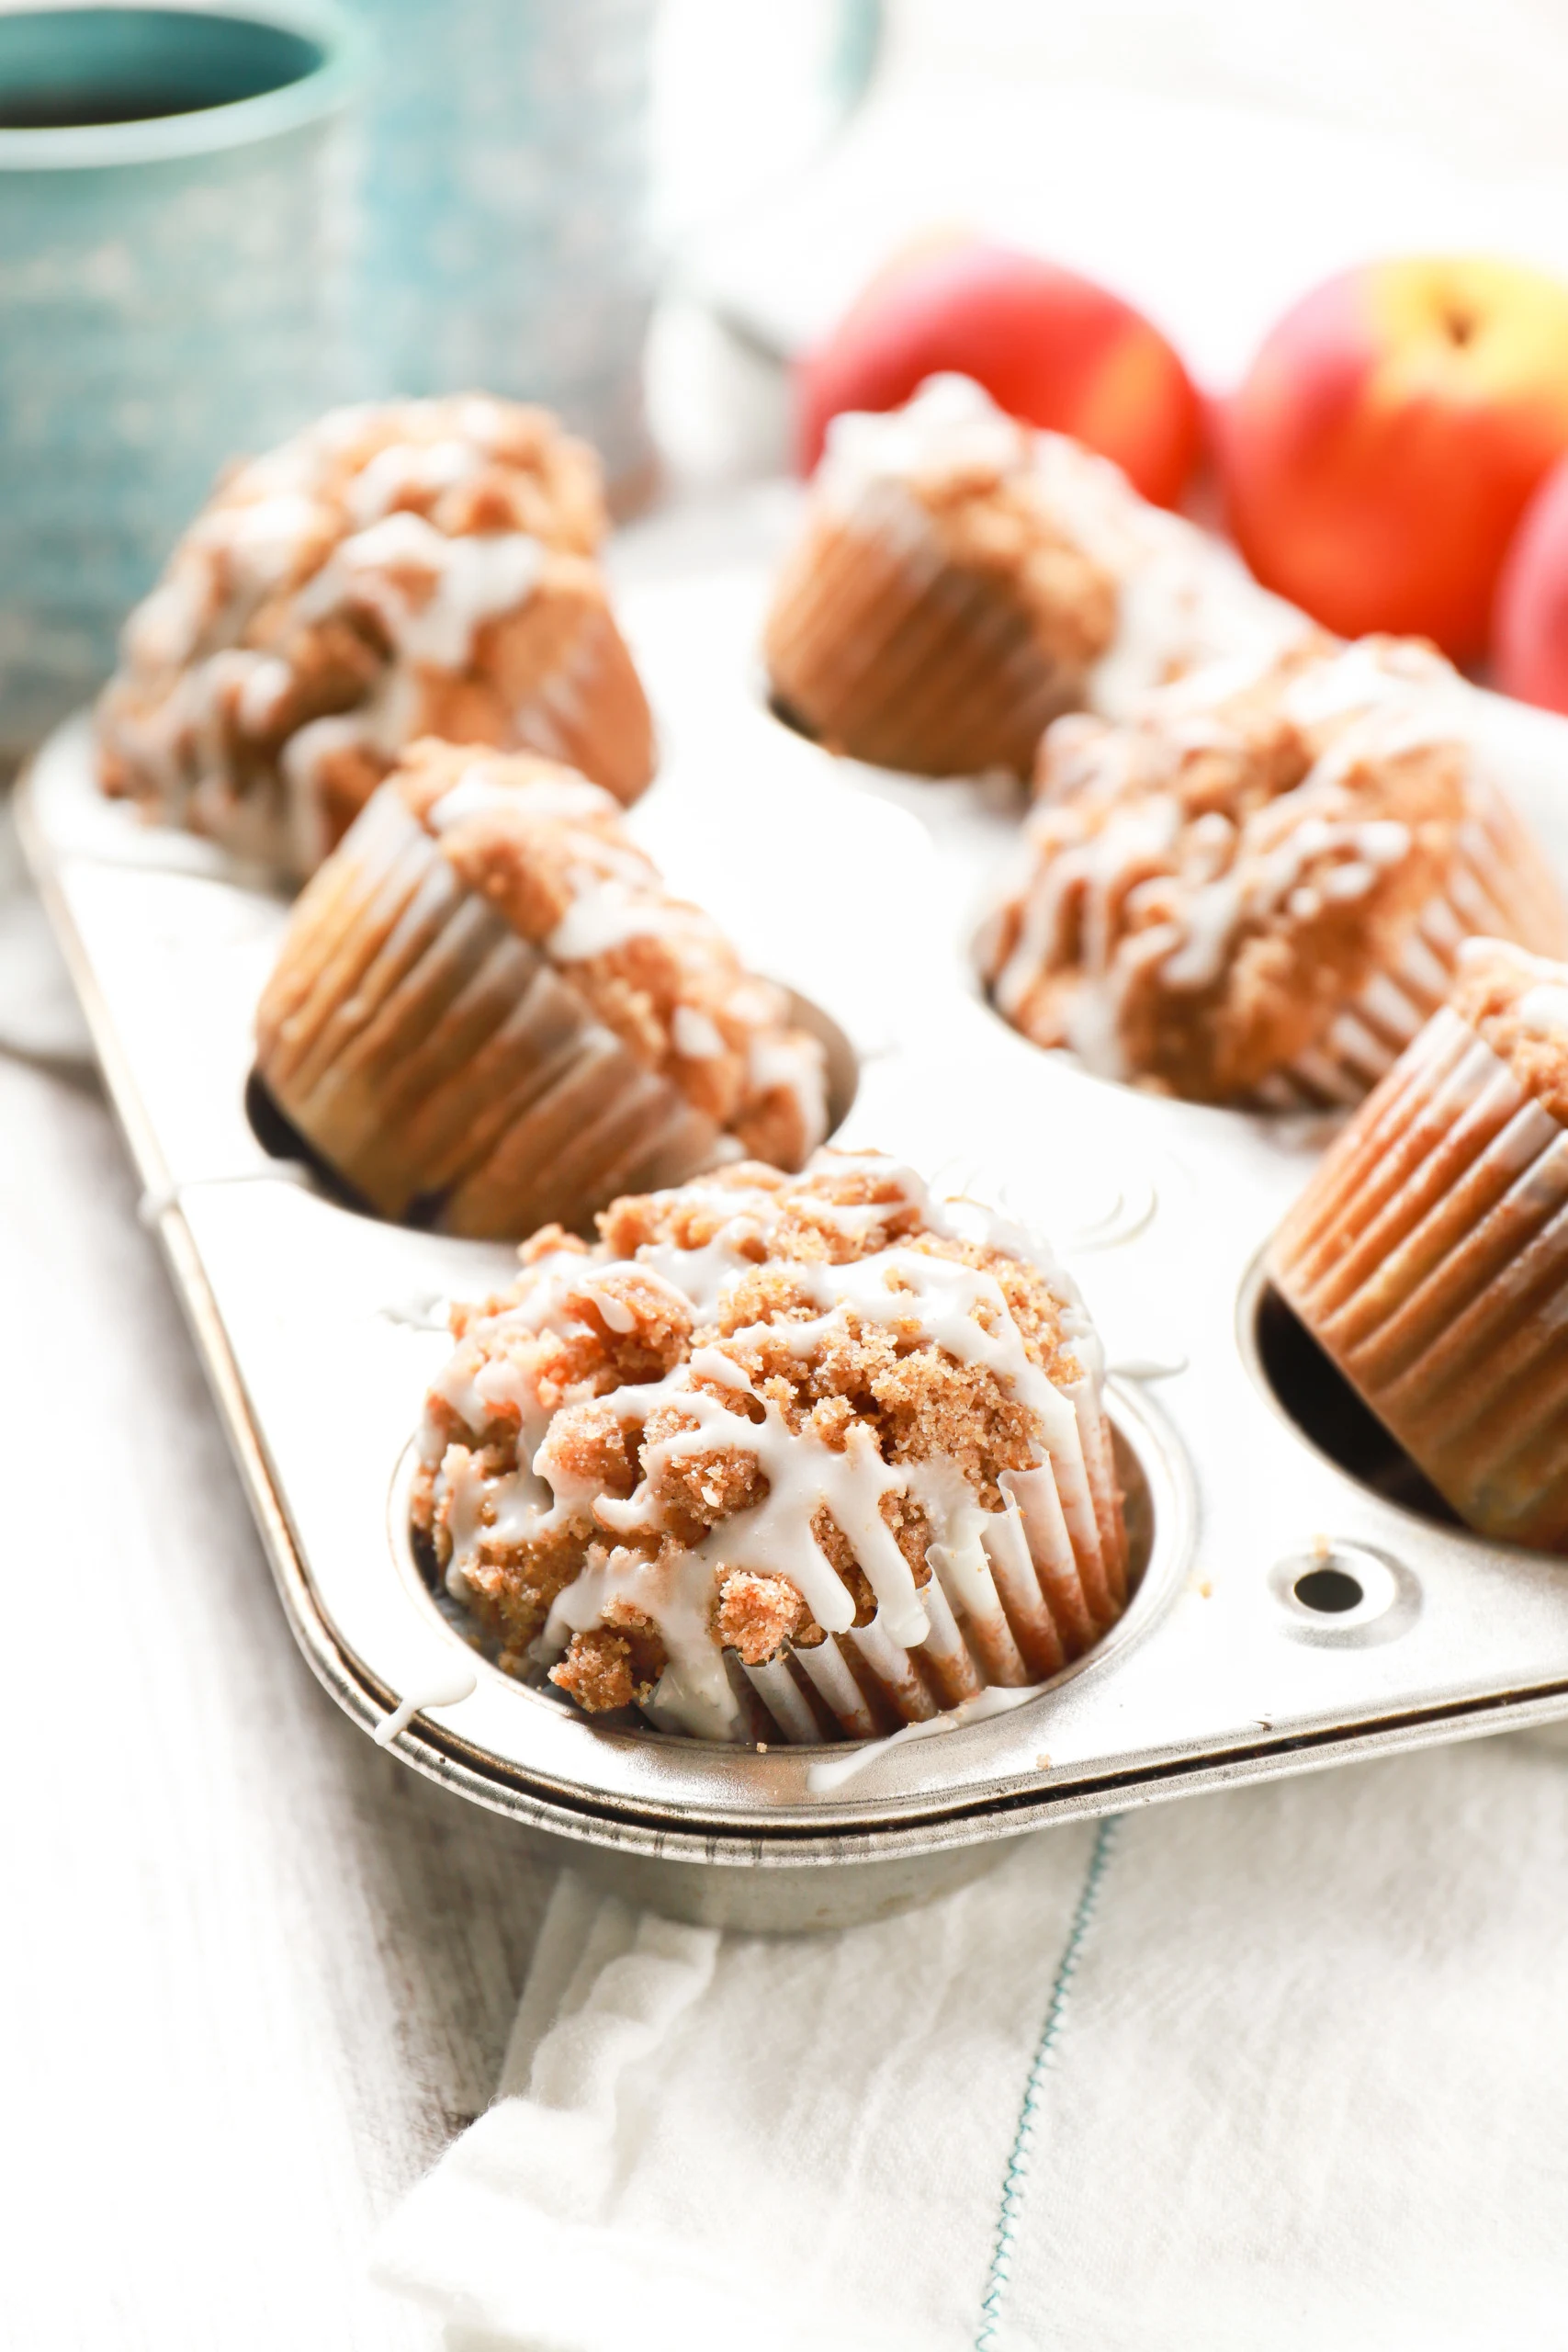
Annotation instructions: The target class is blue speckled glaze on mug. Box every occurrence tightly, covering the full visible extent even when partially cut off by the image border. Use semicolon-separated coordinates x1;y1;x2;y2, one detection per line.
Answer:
350;0;656;494
0;0;362;745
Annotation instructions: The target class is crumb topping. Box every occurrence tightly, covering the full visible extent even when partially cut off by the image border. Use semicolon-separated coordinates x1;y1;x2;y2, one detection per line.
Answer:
1451;938;1568;1127
392;738;829;1169
979;635;1543;1102
96;395;651;875
412;1152;1110;1741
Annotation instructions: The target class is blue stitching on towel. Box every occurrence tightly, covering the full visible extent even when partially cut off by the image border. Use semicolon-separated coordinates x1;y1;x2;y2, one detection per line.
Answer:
975;1814;1122;2352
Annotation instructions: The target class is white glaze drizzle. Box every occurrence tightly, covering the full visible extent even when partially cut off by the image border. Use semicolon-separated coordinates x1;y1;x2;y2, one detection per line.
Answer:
292;512;543;670
278;665;422;811
804;1679;1046;1793
1513;984;1568;1036
671;1004;727;1060
426;763;618;832
1456;934;1568;1040
378;1290;454;1333
373;1659;479;1747
815;373;1029;507
348;436;487;526
98;399;588;873
544;873;713;963
423;1159;1106;1742
989;637;1483;1079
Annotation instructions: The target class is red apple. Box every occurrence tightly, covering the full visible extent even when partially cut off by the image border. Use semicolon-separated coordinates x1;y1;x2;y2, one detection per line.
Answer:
1222;257;1568;662
795;240;1202;508
1494;452;1568;710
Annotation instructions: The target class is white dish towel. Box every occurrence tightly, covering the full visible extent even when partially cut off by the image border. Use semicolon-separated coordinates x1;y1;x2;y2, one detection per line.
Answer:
376;1733;1568;2351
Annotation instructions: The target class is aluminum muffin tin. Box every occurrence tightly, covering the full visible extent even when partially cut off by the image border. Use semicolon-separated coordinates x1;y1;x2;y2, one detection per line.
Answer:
24;491;1568;1930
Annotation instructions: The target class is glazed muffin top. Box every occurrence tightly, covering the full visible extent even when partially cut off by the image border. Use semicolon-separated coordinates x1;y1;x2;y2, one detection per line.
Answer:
800;373;1307;718
379;738;828;1171
97;396;634;874
980;635;1534;1103
413;1152;1105;1739
1450;939;1568;1126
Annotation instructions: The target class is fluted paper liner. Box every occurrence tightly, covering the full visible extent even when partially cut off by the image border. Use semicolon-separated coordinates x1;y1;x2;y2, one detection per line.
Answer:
765;503;1086;778
1271;1002;1568;1549
255;787;723;1236
503;594;655;810
736;1381;1127;1743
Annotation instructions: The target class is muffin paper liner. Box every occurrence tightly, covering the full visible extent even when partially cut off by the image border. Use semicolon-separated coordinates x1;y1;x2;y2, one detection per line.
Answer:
731;1395;1128;1744
1262;780;1568;1110
740;1655;822;1745
1270;1004;1568;1550
765;497;1084;777
507;601;654;808
254;786;722;1236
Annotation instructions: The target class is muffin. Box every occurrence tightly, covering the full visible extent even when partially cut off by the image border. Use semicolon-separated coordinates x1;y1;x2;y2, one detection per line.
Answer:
978;636;1568;1106
763;372;1306;777
97;396;655;878
1271;939;1568;1550
413;1152;1128;1742
254;739;829;1237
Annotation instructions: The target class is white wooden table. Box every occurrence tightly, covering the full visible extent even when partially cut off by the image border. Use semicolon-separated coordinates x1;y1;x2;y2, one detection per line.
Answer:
0;904;560;2345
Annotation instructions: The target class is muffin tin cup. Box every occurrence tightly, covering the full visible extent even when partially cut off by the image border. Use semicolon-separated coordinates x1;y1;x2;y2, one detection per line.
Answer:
1271;1005;1568;1551
254;781;726;1235
29;520;1568;1931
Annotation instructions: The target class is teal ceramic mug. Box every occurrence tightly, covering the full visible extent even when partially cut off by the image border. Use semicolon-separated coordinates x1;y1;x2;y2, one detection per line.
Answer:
0;0;361;747
350;0;658;497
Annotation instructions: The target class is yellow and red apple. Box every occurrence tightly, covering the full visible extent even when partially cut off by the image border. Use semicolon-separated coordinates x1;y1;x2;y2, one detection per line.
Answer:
795;240;1202;509
1221;257;1568;662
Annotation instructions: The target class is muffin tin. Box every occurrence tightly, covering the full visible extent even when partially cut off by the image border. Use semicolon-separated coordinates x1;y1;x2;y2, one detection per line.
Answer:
23;491;1568;1931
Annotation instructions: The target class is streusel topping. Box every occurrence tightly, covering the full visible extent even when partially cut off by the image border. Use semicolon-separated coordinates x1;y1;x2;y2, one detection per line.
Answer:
1450;938;1568;1128
413;1154;1111;1740
980;636;1540;1102
387;740;829;1169
97;396;645;873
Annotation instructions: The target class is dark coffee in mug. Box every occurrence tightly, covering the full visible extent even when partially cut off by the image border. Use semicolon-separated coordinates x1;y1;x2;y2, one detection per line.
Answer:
0;7;321;129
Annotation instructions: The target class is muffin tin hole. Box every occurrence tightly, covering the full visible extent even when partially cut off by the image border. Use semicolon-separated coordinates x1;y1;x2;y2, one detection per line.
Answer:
1292;1565;1363;1613
1269;1541;1420;1645
1246;1275;1460;1530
